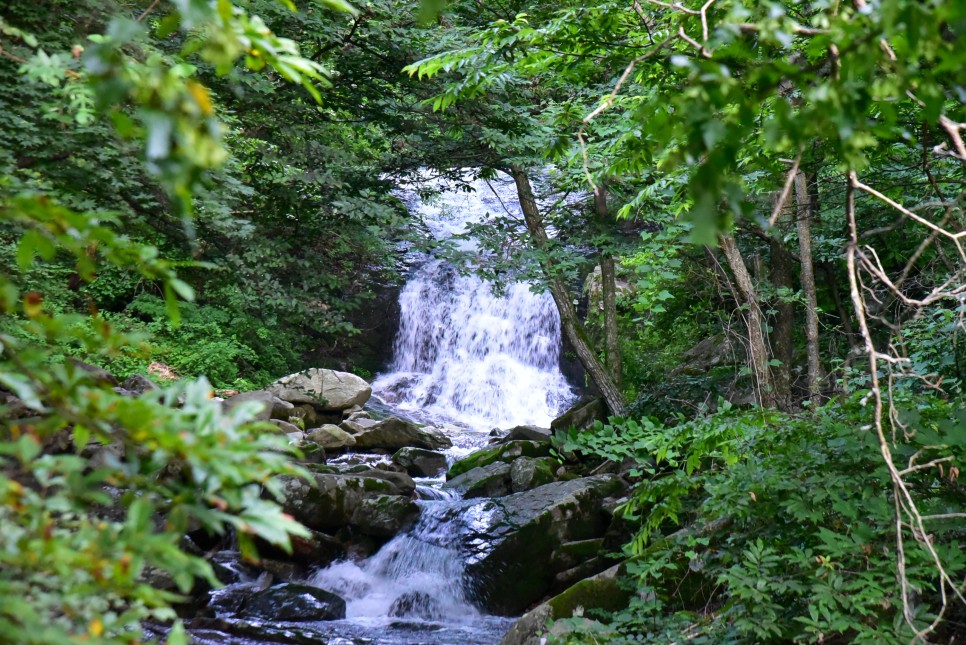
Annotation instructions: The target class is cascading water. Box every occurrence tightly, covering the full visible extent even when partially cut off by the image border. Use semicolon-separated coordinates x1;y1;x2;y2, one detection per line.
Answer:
185;177;576;645
374;174;576;429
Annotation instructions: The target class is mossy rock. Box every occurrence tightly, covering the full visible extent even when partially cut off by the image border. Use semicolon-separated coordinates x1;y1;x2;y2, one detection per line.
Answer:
447;441;550;480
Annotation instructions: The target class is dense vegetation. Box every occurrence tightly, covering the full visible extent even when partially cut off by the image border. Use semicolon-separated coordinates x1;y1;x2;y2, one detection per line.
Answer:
1;0;964;643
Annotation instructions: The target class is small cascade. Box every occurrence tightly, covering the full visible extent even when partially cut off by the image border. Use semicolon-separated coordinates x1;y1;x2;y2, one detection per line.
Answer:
374;174;575;429
309;501;477;623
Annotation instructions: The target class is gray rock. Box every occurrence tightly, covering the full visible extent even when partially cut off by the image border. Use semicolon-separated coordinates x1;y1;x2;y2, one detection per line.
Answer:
502;425;552;443
120;374;157;395
447;441;550;479
244;583;346;621
70;359;118;386
499;563;631;645
510;457;556;492
388;591;444;620
347;410;371;421
276;473;409;534
223;391;274;422
358;467;416;495
350;495;419;536
550;397;608;432
460;475;623;615
393;447;448;477
306;424;357;450
353;417;452;451
271;419;301;434
443;462;512;498
268;368;372;411
0;393;33;420
340;417;378;433
271;397;294;420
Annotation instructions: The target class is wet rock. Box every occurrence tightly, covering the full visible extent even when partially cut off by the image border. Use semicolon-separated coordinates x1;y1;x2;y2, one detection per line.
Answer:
276;473;408;534
550;397;607;432
388;591;444;620
443;462;512;498
502;425;552;443
350;494;420;536
222;390;274;422
306;424;357;451
510;457;556;492
460;475;623;615
393;447;448;477
244;583;346;621
269;368;372;411
358;466;416;495
353;416;452;451
447;441;550;480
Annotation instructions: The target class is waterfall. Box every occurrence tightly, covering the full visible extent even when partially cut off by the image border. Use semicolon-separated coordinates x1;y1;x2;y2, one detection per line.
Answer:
373;174;575;429
308;499;478;622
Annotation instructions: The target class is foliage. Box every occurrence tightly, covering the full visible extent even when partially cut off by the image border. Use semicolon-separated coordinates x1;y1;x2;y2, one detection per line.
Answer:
0;0;361;642
553;396;966;643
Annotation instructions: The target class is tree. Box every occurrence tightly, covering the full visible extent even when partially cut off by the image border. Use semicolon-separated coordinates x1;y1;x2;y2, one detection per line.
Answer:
0;0;354;641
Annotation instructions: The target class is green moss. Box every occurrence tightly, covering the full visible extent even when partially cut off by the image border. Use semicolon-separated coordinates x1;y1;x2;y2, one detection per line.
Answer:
447;441;550;479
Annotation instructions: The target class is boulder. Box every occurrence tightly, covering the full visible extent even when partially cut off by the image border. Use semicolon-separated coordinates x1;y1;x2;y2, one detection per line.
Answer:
353;417;452;451
499;563;631;645
276;473;406;534
70;359;118;386
270;397;294;420
550;397;608;432
510;457;556;492
460;475;623;615
393;447;448;478
443;462;512;498
244;583;346;622
256;529;345;567
388;591;444;620
340;417;378;433
120;374;157;395
447;441;550;480
223;391;274;423
270;419;301;435
502;425;552;443
357;467;416;495
306;424;357;451
268;368;372;411
350;495;420;536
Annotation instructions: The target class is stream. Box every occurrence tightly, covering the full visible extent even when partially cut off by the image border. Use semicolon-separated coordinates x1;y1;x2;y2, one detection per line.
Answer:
190;175;577;644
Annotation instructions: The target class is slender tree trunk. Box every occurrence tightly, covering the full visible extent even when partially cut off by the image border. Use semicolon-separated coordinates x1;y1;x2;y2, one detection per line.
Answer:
593;186;622;386
794;172;823;406
718;233;777;408
509;165;626;416
769;235;795;411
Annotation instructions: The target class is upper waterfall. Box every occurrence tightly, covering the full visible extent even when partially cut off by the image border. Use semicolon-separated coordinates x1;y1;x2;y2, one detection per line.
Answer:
372;174;575;429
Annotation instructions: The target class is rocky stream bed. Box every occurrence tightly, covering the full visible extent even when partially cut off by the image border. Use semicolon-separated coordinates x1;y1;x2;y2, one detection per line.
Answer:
138;367;634;645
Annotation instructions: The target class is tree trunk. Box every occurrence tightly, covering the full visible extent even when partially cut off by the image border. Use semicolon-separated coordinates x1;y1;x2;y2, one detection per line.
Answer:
794;171;823;406
509;165;626;416
718;233;777;408
593;186;622;386
769;235;795;411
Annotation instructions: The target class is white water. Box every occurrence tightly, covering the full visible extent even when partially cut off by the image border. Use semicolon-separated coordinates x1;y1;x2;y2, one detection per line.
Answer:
308;499;478;624
373;174;575;429
283;176;574;644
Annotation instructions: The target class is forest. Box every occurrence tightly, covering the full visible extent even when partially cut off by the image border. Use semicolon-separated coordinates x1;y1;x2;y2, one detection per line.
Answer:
0;0;964;643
